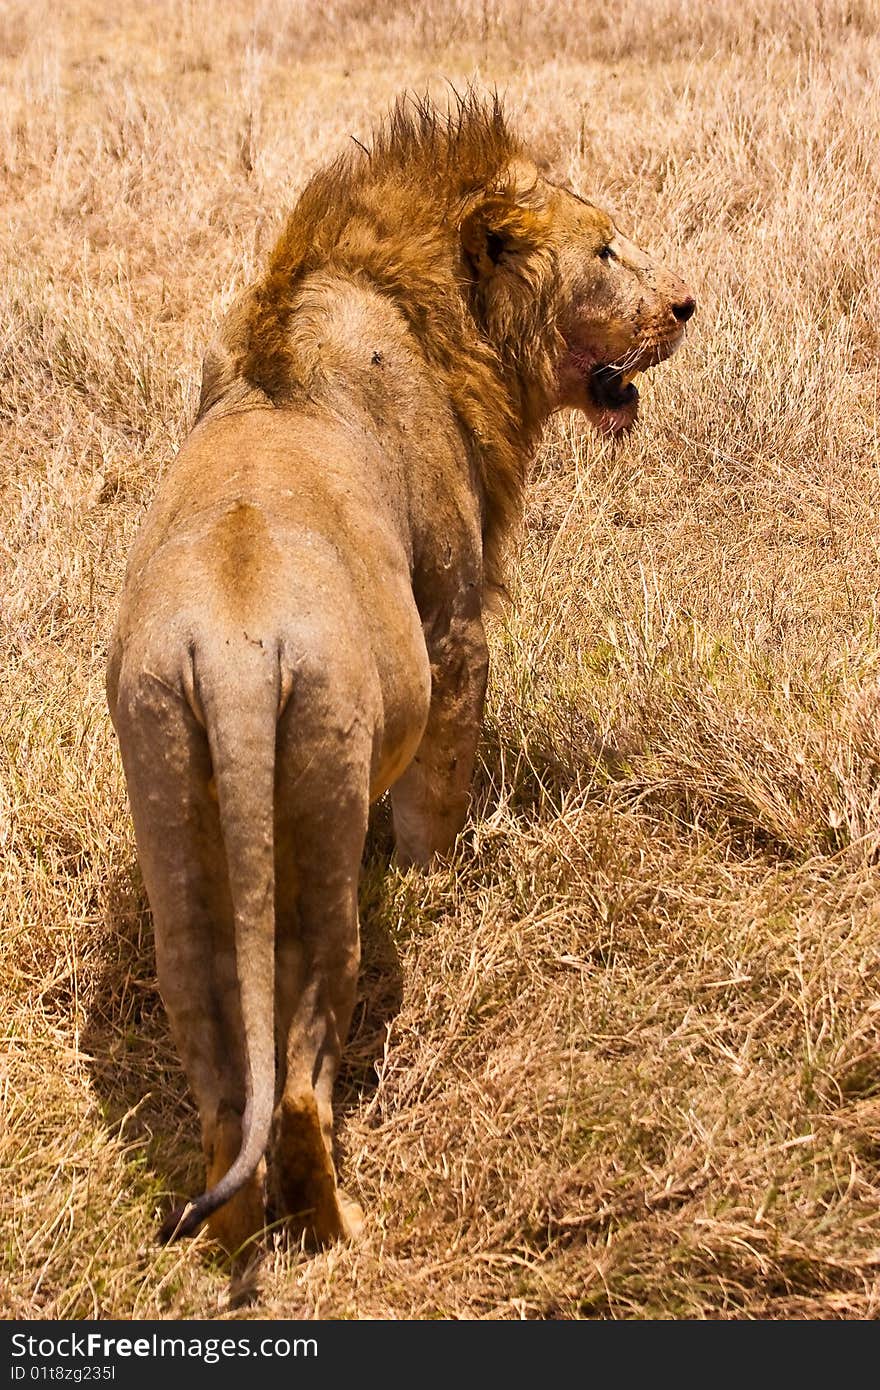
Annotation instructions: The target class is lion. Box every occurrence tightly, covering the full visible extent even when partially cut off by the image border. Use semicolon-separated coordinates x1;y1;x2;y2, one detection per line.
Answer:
106;95;695;1256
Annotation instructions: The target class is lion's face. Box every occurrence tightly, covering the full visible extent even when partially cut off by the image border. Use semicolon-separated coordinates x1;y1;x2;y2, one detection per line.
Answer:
547;184;695;434
462;168;695;437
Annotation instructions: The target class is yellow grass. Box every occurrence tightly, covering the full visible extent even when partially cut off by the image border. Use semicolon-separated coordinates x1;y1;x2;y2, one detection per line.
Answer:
2;0;879;1319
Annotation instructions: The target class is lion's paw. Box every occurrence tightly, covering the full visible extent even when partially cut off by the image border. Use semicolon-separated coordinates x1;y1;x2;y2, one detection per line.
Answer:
337;1189;365;1241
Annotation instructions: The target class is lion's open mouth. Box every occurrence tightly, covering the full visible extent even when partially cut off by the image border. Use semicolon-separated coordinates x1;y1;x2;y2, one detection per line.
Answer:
562;333;684;436
588;365;639;414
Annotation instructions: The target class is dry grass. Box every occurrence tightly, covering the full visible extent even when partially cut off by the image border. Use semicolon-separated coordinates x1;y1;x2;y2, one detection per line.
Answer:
2;0;880;1320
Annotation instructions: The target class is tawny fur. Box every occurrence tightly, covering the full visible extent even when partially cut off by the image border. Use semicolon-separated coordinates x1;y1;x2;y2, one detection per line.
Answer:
107;94;694;1257
207;95;559;593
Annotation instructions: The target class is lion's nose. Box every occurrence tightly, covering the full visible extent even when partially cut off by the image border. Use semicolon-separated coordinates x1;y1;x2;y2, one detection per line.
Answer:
672;296;696;323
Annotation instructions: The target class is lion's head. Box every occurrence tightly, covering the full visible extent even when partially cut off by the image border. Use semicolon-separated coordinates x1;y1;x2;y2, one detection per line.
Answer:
459;164;695;438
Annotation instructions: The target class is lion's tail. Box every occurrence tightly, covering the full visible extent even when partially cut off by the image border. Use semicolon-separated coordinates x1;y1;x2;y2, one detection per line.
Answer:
160;636;280;1245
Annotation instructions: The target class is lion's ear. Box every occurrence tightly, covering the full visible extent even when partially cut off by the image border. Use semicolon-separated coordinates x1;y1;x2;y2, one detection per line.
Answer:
460;174;543;282
460;205;512;278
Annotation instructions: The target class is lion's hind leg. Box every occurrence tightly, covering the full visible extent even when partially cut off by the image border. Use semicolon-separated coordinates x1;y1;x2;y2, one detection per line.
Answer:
273;1091;363;1244
113;677;266;1257
273;861;366;1246
272;716;369;1246
203;1103;267;1259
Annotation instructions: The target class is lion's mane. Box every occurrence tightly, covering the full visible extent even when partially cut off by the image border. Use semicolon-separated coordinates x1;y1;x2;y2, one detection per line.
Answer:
223;94;561;591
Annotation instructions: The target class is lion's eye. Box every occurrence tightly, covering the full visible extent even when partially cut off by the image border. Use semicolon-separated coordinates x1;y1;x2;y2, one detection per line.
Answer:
598;245;614;262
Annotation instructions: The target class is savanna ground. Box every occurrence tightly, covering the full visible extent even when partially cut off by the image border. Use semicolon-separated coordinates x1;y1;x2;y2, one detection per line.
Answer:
2;0;880;1320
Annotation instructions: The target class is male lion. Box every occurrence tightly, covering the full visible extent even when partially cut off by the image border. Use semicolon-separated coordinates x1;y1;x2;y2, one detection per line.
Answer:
106;96;694;1255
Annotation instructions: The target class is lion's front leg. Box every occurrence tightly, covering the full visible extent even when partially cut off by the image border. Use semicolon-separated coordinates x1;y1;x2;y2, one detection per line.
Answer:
391;612;488;868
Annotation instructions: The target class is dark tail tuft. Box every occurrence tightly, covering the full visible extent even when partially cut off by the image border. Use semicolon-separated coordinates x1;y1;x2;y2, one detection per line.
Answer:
159;1202;201;1244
